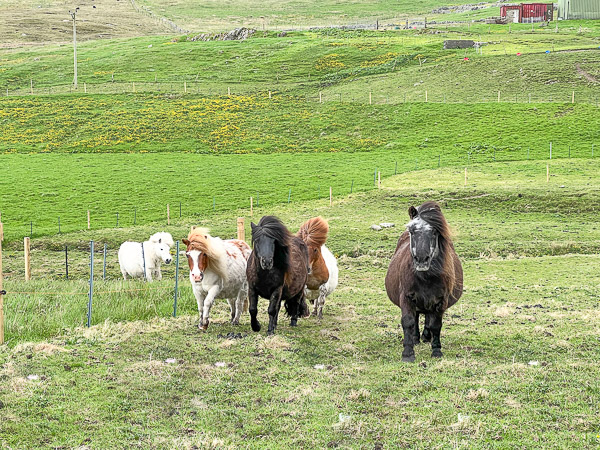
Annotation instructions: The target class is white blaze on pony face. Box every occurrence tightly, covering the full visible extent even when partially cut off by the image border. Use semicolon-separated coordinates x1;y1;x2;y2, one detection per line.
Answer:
406;216;438;272
187;250;204;282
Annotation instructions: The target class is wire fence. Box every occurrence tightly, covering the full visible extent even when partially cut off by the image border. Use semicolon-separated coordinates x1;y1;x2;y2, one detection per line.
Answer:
4;80;600;106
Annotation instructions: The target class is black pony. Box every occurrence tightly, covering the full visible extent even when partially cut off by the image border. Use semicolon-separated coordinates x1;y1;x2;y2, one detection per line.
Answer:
385;201;463;362
247;216;310;335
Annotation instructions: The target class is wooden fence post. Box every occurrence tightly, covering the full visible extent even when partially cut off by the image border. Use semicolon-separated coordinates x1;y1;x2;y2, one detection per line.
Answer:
24;237;31;281
319;92;322;103
0;222;4;345
237;217;245;242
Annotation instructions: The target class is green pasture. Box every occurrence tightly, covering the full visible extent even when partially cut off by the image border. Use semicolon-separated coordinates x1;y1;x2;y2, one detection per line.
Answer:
1;96;599;242
0;159;598;447
2;26;600;99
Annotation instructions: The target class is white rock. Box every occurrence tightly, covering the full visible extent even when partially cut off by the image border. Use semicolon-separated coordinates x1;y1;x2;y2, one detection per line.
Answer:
165;358;177;364
379;222;395;228
313;364;325;370
27;375;39;380
528;360;539;366
214;362;227;368
370;225;382;231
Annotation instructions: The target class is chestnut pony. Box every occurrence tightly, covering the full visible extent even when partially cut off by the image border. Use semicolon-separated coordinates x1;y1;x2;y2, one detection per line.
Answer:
247;216;310;335
297;217;339;318
385;201;463;362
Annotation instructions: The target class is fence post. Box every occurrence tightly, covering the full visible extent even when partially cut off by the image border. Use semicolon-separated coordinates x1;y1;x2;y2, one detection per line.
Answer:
103;243;107;280
173;240;179;317
0;222;4;345
65;245;69;280
369;92;372;105
87;241;94;327
319;92;322;103
141;242;147;281
237;217;245;242
87;210;90;229
24;237;31;281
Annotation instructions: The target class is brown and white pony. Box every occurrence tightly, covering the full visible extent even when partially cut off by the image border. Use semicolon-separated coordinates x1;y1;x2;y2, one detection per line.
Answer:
297;217;339;318
182;227;251;330
385;201;463;362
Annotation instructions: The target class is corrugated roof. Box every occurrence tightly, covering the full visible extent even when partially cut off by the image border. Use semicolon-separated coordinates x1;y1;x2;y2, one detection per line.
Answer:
558;0;600;19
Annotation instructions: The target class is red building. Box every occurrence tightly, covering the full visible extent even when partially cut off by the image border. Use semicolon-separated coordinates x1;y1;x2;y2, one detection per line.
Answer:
500;3;553;23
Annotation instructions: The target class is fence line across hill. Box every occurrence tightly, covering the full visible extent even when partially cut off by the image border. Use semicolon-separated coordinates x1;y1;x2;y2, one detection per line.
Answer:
0;144;597;244
4;80;600;106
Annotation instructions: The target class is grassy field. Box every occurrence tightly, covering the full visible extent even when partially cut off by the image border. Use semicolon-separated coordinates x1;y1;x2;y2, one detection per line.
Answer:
1;159;599;447
1;97;599;242
2;25;600;98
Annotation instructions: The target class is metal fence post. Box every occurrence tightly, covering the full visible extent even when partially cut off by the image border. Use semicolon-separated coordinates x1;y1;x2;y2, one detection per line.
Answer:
103;243;107;280
173;241;179;317
87;240;94;327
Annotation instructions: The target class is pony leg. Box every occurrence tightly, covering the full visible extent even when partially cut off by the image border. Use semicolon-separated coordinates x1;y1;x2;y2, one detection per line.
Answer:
400;310;417;363
232;291;246;325
316;284;327;319
200;286;220;331
193;289;206;330
155;267;162;281
414;312;421;344
267;287;284;335
421;313;433;342
429;314;444;358
249;287;261;333
121;269;128;281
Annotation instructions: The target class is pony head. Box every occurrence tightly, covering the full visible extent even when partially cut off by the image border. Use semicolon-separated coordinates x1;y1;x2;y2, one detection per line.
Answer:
149;232;174;248
251;216;290;271
406;203;443;272
182;227;227;283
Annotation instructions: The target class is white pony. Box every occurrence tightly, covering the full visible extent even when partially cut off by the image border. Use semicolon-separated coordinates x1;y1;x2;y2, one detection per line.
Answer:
118;232;174;282
182;227;251;330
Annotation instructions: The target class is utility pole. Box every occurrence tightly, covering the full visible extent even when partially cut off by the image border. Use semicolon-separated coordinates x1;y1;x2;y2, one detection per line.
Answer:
69;8;79;89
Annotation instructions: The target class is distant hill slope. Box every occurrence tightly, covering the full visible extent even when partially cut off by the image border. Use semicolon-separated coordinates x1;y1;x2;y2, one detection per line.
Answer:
0;0;170;46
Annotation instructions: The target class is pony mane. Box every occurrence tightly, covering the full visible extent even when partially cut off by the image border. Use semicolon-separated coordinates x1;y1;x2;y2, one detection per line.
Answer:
252;216;292;248
415;201;456;295
186;227;228;280
149;232;174;248
297;217;329;248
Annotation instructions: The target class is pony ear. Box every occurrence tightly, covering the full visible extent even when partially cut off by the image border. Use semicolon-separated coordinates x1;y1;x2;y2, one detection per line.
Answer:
182;238;190;246
408;206;418;219
190;225;197;232
158;238;162;243
251;222;257;230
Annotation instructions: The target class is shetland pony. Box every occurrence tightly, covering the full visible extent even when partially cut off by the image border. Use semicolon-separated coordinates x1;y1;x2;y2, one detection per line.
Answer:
385;201;463;362
118;232;174;281
247;216;310;335
297;217;339;319
183;227;251;330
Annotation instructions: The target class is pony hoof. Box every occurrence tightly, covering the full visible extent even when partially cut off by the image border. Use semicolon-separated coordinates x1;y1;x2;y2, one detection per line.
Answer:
198;320;209;331
231;320;239;326
432;350;443;358
290;319;298;327
402;355;416;363
251;321;261;332
267;331;275;336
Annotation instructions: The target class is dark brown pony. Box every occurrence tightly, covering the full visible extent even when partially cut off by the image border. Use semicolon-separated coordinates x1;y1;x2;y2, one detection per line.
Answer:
297;217;329;291
385;201;463;362
247;216;310;335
